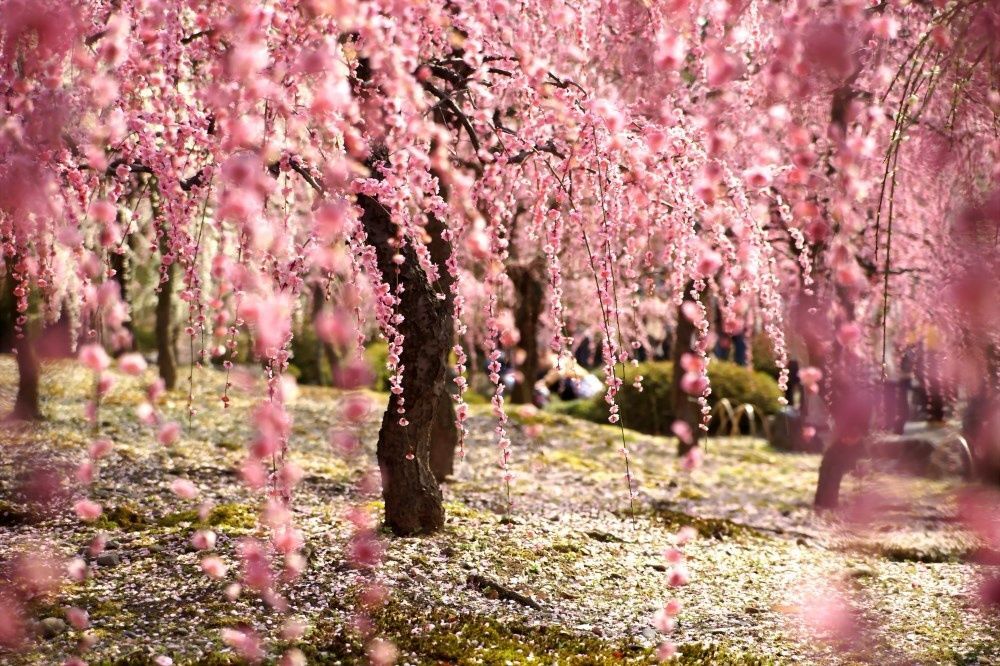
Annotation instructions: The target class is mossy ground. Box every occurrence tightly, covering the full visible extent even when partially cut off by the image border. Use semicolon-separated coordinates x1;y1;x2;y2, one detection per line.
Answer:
0;356;996;665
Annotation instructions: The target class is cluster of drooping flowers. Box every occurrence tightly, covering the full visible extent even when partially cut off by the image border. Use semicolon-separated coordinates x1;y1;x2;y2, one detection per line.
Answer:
5;0;1000;660
651;525;697;661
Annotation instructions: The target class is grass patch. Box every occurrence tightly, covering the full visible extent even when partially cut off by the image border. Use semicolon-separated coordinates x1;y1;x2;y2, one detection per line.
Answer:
157;502;256;530
94;503;150;532
645;504;763;540
302;598;776;665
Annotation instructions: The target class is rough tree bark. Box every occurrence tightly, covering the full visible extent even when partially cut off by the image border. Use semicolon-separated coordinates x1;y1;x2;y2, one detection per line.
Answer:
509;262;544;405
155;246;178;391
428;389;457;483
672;285;701;456
110;209;136;351
11;331;42;421
2;256;42;421
359;152;455;534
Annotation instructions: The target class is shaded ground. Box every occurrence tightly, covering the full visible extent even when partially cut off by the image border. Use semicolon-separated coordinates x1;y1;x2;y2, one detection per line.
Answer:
0;356;997;665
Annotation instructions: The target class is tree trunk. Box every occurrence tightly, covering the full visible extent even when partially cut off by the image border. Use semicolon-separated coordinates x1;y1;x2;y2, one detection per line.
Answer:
155;253;177;390
672;287;701;456
311;283;339;386
510;263;544;405
814;438;865;509
2;257;42;421
358;157;453;535
110;222;136;351
429;389;457;483
11;332;42;421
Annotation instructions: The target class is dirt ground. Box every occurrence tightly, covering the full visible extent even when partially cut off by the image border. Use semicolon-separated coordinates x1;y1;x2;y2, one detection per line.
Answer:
1;356;997;665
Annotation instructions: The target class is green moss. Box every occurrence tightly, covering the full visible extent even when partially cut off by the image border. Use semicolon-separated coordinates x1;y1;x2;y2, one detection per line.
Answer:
214;439;242;451
542;448;605;473
309;601;655;664
91;652;241;666
301;599;776;665
94;503;149;531
443;500;488;520
551;539;585;554
645;505;763;540
0;499;32;526
678;642;778;665
157;502;256;530
874;542;970;564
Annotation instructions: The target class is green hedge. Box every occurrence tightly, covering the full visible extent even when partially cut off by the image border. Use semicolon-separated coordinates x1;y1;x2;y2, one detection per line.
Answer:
548;359;782;436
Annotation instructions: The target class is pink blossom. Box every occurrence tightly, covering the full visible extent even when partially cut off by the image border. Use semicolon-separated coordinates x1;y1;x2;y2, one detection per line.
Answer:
136;402;156;425
0;598;25;649
680;371;708;396
280;649;307;666
88;200;117;224
798;366;823;393
657;641;677;661
667;564;690;587
341;395;370;423
681;447;703;476
89;438;113;459
192;530;217;551
201;556;228;579
66;558;87;582
148;379;166;401
670;421;693;448
273;526;304;554
696;249;723;278
281;618;308;641
158;421;181;446
118;352;147;376
368;638;398;666
706;48;742;87
65;606;89;630
74;499;102;522
315;308;354;347
76;461;95;485
835;322;862;348
78;344;110;372
170;478;198;500
675;526;698;545
220;627;263;663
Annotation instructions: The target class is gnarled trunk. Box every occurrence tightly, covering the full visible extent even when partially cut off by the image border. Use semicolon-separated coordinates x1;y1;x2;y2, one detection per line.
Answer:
359;167;454;534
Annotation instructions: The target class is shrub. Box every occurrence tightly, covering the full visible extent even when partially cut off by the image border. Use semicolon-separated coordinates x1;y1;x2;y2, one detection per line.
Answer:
548;359;782;436
364;340;392;391
750;331;780;378
289;320;327;385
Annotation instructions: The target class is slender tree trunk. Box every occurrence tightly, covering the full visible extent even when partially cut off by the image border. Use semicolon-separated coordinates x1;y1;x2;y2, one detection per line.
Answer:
3;256;42;421
11;332;42;421
155;252;177;390
358;156;453;534
311;283;340;386
672;286;701;456
110;248;136;352
510;263;543;405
